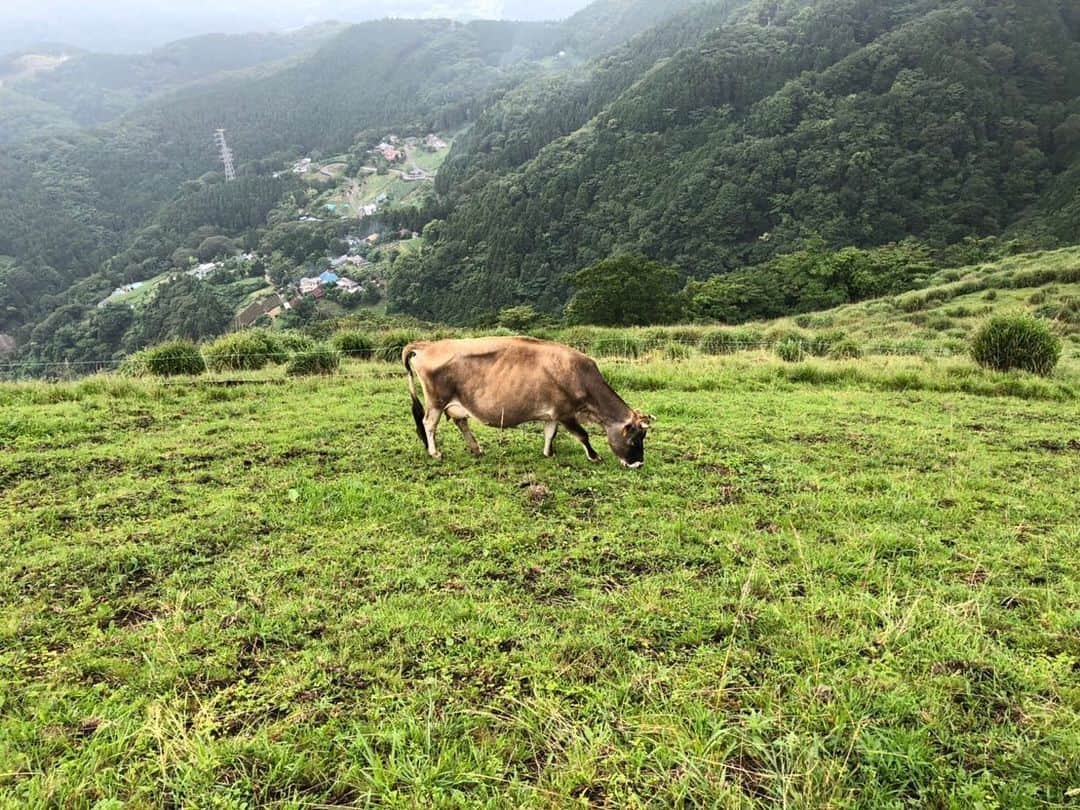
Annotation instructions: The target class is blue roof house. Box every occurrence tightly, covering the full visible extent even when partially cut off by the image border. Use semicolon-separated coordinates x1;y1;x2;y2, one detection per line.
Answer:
319;271;340;285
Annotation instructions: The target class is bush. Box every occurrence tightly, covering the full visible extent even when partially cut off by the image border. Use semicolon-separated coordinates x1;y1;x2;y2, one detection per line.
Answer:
775;338;807;363
332;331;375;359
497;305;544;332
279;332;316;353
204;330;286;371
970;313;1061;376
828;339;863;360
657;340;693;361
286;344;340;376
806;331;845;357
983;289;998;301
143;341;206;376
699;328;763;354
375;330;421;363
117;351;150;377
591;334;644;358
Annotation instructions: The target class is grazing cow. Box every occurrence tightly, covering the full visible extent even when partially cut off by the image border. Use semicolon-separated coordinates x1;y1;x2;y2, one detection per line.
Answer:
402;337;653;467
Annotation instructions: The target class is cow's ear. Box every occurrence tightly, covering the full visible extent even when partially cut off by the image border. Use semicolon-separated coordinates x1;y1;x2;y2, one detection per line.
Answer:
639;416;653;430
622;423;633;438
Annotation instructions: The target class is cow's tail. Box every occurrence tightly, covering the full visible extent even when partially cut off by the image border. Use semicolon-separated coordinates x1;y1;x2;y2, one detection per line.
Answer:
403;343;428;448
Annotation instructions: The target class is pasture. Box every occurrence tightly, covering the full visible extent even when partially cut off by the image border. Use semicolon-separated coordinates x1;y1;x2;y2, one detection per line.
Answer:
1;354;1078;807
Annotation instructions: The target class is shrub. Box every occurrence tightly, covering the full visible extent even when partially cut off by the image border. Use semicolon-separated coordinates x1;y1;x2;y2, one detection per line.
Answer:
657;340;693;361
828;339;863;360
806;331;845;357
204;330;286;371
592;334;643;359
775;337;806;363
983;290;998;301
286;344;340;376
970;313;1061;376
279;332;316;353
699;329;745;355
332;331;375;359
117;350;151;377
497;305;544;332
143;341;206;376
375;330;421;363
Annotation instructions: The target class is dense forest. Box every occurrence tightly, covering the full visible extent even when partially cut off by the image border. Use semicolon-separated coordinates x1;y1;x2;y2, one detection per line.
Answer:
2;0;1079;364
392;0;1080;323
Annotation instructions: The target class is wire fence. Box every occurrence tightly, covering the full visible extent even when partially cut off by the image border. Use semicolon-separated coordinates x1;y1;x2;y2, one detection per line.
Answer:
0;335;974;384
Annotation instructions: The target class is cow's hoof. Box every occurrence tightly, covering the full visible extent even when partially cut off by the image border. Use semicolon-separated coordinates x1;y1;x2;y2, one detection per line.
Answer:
588;455;602;464
429;451;443;460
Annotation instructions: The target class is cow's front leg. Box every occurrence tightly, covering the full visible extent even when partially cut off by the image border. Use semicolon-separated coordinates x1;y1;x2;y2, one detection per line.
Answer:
423;408;444;459
562;419;601;462
454;417;483;456
543;422;558;457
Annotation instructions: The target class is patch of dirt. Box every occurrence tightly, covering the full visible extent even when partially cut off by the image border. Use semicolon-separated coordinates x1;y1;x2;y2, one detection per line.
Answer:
1028;438;1080;453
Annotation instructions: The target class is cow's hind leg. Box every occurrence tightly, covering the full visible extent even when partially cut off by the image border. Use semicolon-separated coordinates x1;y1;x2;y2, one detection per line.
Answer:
423;407;444;459
454;417;483;456
562;419;601;462
543;422;558;457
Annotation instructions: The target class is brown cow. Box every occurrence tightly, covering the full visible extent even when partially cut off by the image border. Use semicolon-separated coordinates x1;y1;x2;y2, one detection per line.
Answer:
403;337;652;467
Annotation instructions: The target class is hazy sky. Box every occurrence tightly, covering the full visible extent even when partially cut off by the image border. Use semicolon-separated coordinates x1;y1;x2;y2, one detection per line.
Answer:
1;1;593;54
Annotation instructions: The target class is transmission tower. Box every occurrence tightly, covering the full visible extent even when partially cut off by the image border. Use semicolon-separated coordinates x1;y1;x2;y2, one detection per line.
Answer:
214;129;237;182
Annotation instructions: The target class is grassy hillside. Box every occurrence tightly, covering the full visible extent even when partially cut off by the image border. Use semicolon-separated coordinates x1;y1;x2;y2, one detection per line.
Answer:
2;343;1078;806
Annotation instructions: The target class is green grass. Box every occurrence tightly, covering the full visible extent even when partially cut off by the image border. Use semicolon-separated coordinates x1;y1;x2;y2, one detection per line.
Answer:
1;353;1078;807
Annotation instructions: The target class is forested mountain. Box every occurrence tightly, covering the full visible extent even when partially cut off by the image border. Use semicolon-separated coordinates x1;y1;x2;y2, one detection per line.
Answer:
391;0;1080;323
0;0;712;355
3;0;1080;363
0;25;345;144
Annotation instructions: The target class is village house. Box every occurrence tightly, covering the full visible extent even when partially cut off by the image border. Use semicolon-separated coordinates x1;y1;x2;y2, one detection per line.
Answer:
375;143;402;161
97;281;145;308
359;204;377;217
336;278;363;294
365;233;380;245
299;277;321;295
424;133;447;150
402;168;426;182
188;261;219;280
330;254;371;270
319;271;340;286
292;158;313;174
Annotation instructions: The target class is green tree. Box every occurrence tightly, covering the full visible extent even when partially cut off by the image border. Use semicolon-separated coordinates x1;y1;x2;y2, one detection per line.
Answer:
565;255;682;326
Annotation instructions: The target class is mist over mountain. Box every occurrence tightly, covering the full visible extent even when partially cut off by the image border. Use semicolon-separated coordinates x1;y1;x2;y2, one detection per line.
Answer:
1;1;591;54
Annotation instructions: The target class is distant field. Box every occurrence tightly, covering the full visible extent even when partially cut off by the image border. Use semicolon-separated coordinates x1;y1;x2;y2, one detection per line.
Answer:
1;352;1077;806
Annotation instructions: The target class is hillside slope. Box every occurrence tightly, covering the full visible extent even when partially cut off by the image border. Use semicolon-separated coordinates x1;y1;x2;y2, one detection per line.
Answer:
394;0;1080;323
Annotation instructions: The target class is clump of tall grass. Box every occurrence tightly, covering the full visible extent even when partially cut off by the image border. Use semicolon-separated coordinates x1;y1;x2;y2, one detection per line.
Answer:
203;330;287;371
970;313;1061;376
279;332;316;353
331;331;375;359
699;329;762;355
828;339;863;360
375;330;421;363
131;341;206;377
775;337;807;363
286;344;340;376
592;335;644;359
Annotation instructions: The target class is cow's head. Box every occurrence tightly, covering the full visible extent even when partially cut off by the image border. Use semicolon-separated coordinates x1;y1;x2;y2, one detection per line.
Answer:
606;410;652;469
